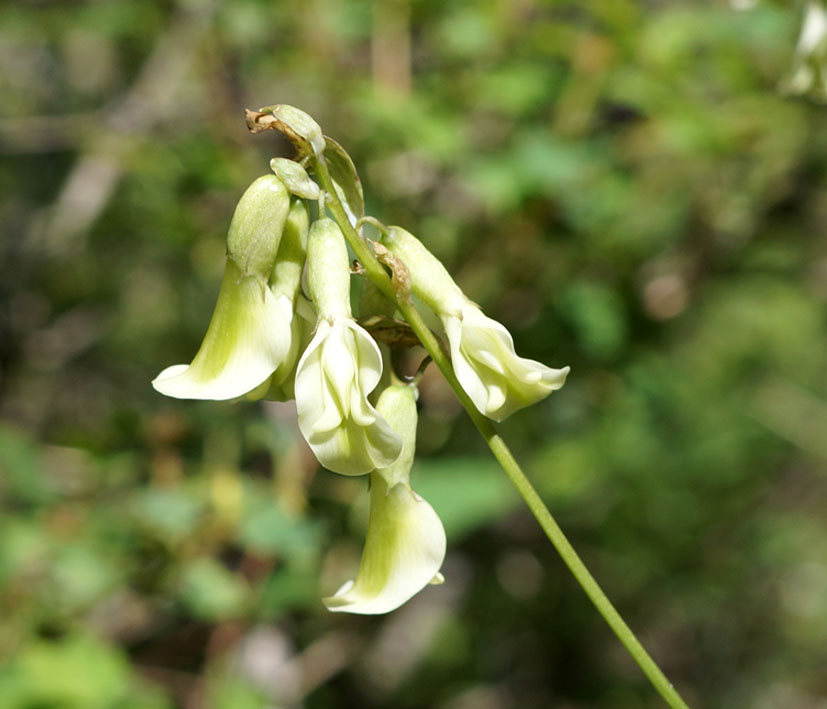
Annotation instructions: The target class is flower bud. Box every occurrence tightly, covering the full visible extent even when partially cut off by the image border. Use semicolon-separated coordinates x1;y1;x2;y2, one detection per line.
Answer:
260;104;326;157
270;199;309;303
306;218;352;320
373;384;418;488
226;175;291;279
270;158;320;200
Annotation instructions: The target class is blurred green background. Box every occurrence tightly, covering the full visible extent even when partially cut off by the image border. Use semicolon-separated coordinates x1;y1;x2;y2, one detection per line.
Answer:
2;0;827;706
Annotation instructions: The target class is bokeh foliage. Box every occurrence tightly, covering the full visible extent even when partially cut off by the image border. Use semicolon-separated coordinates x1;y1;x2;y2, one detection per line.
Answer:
2;0;827;706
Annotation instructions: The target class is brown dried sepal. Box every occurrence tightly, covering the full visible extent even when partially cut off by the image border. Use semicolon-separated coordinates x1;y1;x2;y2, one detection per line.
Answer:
245;108;310;157
371;241;412;302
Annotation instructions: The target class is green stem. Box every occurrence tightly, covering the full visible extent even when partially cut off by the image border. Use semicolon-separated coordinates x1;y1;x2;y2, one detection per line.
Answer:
312;156;689;709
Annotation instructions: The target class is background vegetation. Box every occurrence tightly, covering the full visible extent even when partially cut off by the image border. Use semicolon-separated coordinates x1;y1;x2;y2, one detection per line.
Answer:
2;0;826;706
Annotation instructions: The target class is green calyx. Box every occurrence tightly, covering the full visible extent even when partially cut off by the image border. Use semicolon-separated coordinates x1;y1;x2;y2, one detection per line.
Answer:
226;174;291;279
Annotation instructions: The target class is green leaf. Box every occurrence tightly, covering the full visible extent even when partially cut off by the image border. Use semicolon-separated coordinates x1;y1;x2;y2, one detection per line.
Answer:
132;488;204;543
0;424;52;505
237;501;322;562
179;558;249;621
0;634;170;709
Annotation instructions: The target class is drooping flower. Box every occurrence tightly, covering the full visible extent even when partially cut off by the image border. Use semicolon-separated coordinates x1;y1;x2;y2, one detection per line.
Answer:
295;219;402;475
382;227;569;421
324;385;446;615
153;175;294;400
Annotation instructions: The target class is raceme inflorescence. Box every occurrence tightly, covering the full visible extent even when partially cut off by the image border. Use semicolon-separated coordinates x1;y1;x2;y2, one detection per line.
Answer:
152;105;569;615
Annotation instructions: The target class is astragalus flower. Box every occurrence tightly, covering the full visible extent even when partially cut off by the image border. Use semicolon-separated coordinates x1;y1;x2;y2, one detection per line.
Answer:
382;227;569;421
324;385;446;614
295;219;402;475
153;175;294;400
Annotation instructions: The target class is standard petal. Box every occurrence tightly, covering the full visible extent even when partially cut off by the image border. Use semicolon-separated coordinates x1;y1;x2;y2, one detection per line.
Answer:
323;474;446;615
152;260;292;400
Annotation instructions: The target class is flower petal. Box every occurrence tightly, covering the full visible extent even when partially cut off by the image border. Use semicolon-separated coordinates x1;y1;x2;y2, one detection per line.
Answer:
152;260;292;400
444;303;569;421
295;318;401;475
323;474;446;614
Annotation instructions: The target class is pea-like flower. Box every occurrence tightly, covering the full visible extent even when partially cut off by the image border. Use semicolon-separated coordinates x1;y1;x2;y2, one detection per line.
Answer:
295;219;402;475
382;227;569;421
153;175;295;401
324;385;446;614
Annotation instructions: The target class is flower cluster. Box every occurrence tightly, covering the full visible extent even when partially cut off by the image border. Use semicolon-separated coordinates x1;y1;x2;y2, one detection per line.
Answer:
153;109;569;614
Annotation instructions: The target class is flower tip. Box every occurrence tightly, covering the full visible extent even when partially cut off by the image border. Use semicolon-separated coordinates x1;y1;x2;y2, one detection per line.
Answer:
550;365;571;388
430;571;446;585
151;364;190;397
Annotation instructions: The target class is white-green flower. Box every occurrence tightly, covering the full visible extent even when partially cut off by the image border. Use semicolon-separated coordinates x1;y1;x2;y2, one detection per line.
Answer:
153;260;296;401
153;175;294;401
443;300;569;421
382;227;569;421
295;219;402;475
324;385;446;615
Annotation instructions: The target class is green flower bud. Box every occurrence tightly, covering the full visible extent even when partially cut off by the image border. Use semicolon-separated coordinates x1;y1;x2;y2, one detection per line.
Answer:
259;104;325;157
306;218;352;320
374;384;418;488
226;175;291;279
270;199;310;302
270;158;320;200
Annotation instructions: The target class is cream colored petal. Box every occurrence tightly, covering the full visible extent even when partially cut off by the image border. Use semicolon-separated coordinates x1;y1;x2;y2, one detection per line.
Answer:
342;319;384;393
304;414;401;476
320;321;358;415
295;318;401;476
443;303;570;421
323;475;446;614
444;313;491;416
264;294;317;402
295;320;343;433
152;260;291;400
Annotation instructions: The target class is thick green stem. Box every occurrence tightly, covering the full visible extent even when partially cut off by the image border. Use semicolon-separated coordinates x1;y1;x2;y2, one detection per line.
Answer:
311;155;690;709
